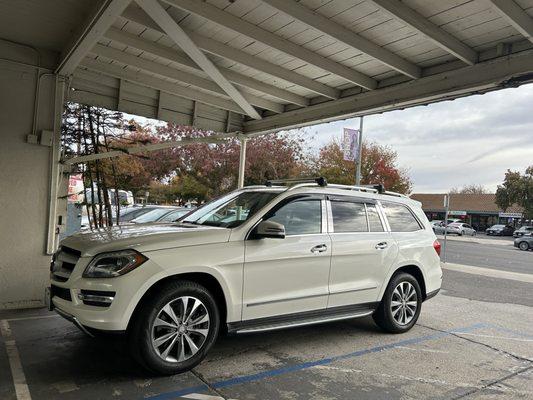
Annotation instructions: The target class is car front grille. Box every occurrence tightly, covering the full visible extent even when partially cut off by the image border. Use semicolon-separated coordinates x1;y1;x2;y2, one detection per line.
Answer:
51;246;81;282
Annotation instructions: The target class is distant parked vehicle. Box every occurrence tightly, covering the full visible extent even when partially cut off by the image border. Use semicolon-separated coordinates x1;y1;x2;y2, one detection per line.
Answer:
446;222;476;236
131;207;190;224
514;233;533;251
513;226;533;238
486;225;514;236
430;219;461;235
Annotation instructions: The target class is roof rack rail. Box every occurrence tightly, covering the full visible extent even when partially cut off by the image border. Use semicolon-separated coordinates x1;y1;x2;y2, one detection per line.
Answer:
261;177;409;198
265;177;327;187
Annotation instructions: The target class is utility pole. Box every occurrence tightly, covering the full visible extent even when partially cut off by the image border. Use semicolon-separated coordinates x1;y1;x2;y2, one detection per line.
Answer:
355;116;364;185
443;194;450;263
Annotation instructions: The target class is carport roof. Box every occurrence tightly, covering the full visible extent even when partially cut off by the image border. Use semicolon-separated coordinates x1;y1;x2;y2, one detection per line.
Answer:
2;0;533;136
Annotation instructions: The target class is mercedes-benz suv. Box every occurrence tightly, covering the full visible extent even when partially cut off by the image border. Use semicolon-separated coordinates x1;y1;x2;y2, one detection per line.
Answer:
47;178;442;375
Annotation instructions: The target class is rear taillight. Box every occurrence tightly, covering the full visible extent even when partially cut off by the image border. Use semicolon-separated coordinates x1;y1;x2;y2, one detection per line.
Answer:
433;240;441;256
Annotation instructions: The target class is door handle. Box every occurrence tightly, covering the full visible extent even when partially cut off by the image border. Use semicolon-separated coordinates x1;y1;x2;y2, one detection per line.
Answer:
375;242;388;250
311;244;328;253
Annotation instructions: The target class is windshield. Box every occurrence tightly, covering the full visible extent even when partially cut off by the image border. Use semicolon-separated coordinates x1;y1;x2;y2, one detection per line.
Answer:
133;208;176;223
491;225;505;229
181;190;280;228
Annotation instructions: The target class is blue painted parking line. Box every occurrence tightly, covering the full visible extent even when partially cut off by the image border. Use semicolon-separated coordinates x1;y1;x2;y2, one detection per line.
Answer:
148;323;489;400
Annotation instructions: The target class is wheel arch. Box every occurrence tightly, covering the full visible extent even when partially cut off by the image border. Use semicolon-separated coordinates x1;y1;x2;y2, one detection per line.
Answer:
380;264;428;301
127;272;229;331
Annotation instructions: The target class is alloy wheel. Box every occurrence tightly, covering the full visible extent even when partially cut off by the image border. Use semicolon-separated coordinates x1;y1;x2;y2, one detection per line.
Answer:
151;296;210;363
519;242;529;251
391;281;418;326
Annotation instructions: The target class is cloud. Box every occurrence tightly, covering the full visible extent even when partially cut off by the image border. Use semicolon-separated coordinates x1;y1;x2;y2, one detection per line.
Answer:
298;82;533;193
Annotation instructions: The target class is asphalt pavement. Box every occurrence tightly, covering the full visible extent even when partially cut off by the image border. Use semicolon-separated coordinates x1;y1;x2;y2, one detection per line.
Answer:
440;236;532;275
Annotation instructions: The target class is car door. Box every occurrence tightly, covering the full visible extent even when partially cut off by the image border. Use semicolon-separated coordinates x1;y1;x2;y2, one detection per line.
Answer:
242;195;331;320
327;197;398;308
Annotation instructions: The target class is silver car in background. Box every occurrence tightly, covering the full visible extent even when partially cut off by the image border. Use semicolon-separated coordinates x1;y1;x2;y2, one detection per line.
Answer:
446;222;476;236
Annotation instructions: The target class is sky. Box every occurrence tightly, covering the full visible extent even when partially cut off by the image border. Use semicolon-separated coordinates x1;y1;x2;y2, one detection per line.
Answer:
295;82;533;193
129;82;533;194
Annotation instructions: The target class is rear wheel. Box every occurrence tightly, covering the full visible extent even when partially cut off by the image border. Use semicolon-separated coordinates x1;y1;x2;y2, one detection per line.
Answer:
129;280;220;375
373;272;422;333
519;241;530;251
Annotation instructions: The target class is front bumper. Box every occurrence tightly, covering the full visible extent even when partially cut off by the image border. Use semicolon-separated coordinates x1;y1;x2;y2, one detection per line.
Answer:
49;257;164;331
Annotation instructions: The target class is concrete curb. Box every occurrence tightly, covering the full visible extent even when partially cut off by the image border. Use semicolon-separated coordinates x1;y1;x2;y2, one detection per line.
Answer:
442;262;533;283
436;235;513;247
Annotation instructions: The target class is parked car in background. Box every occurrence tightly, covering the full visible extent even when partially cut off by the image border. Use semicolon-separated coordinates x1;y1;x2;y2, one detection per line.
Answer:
446;222;476;236
430;219;461;235
81;206;163;230
486;225;515;236
130;207;190;224
430;221;446;234
514;233;533;251
513;226;533;238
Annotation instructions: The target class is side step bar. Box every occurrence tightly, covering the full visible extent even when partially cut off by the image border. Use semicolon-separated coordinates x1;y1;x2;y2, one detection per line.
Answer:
228;303;378;334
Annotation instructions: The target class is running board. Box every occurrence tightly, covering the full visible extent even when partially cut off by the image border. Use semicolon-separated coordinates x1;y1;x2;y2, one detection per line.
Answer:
227;303;378;334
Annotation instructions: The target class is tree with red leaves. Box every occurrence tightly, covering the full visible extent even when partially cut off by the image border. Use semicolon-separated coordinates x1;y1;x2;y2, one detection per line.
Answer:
313;139;412;194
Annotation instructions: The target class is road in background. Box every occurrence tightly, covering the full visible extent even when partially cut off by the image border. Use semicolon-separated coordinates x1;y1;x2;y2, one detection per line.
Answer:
440;238;532;275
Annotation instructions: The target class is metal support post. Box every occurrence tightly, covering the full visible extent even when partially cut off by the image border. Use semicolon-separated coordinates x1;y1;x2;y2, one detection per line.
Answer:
46;76;67;254
355;116;364;185
237;136;248;189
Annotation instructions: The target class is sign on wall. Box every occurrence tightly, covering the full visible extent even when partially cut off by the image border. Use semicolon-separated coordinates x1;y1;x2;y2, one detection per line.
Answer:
498;212;523;218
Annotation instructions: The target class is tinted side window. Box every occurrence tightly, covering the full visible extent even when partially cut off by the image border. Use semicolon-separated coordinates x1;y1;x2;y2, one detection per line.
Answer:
382;202;421;232
366;203;384;232
266;199;321;236
331;201;367;232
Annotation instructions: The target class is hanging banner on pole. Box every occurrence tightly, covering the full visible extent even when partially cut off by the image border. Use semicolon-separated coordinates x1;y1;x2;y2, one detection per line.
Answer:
342;128;360;161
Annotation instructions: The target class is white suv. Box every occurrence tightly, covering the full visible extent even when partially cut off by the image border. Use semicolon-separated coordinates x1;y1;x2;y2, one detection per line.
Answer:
48;179;442;375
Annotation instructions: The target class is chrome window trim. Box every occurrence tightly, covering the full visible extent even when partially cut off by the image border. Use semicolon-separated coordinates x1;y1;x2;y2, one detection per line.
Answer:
376;201;392;232
366;202;386;233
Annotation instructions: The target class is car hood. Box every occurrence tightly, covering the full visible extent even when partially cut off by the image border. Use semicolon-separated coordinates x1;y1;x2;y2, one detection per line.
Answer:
60;223;230;257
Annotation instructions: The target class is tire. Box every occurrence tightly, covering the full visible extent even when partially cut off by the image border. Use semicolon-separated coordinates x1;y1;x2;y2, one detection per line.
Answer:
519;241;530;251
373;272;422;334
128;280;220;375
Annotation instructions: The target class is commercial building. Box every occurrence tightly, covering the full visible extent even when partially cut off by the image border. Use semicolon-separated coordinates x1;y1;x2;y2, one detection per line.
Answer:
411;193;527;231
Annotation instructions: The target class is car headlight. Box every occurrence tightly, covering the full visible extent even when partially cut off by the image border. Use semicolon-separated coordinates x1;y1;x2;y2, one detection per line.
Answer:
83;250;148;278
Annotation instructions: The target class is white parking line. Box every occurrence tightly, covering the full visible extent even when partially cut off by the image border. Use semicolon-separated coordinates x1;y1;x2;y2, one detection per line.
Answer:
6;314;60;322
1;320;32;400
442;263;533;283
454;332;533;343
182;394;239;400
396;345;449;354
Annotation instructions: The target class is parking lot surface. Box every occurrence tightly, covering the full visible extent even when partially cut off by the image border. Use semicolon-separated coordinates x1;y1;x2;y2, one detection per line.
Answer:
1;239;532;400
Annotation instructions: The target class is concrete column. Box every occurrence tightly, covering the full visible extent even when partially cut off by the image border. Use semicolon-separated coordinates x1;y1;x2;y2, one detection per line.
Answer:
0;42;67;309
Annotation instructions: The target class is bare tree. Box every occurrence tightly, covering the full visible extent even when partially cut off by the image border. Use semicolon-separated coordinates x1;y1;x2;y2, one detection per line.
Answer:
449;184;488;195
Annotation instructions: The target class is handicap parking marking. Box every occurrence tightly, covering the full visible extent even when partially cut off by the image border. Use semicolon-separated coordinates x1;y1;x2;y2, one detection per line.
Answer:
148;323;489;400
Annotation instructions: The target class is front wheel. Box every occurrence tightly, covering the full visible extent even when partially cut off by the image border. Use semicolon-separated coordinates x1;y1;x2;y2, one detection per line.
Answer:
373;272;422;333
519;241;530;251
129;280;220;375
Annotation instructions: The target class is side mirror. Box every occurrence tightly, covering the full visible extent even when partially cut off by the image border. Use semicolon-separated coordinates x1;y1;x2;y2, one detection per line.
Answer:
254;220;286;239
